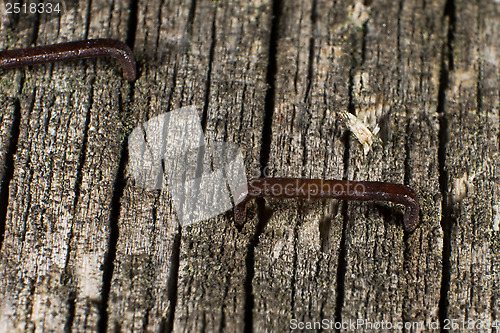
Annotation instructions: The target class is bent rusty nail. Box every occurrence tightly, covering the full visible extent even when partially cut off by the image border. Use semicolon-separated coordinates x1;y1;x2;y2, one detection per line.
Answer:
0;39;137;81
234;178;420;232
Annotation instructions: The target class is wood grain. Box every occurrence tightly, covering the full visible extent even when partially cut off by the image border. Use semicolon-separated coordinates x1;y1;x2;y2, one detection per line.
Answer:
444;0;500;326
341;0;444;329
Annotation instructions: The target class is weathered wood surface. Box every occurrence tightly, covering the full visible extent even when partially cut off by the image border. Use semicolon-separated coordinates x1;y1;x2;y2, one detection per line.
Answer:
0;0;498;332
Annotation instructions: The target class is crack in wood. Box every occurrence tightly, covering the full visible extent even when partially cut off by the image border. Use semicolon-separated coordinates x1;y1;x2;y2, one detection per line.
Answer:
437;0;456;330
201;5;217;130
0;100;21;251
97;142;127;333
